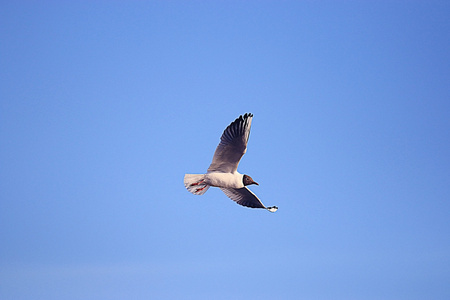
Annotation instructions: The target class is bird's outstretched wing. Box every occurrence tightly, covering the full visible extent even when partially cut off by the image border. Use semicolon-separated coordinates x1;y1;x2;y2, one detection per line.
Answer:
207;113;253;173
220;187;278;212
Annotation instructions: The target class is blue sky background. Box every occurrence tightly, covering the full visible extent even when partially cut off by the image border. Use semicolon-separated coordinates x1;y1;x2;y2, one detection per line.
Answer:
1;1;449;299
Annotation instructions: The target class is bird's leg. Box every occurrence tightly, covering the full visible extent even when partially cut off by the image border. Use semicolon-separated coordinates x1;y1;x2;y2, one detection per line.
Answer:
190;179;205;186
195;186;207;193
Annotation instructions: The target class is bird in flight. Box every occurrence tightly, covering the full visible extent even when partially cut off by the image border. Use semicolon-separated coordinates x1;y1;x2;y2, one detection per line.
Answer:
184;113;278;212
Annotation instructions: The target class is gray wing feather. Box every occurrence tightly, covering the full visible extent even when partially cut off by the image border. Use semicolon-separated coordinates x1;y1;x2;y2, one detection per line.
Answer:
207;113;253;173
220;187;266;209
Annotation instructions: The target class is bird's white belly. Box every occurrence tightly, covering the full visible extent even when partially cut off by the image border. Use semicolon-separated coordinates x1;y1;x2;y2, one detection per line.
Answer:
205;172;244;188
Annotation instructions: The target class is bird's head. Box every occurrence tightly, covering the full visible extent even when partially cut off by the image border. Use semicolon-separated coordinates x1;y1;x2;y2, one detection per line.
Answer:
243;174;259;186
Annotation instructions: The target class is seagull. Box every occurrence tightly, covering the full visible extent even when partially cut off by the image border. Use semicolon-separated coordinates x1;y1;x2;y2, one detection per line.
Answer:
184;113;278;212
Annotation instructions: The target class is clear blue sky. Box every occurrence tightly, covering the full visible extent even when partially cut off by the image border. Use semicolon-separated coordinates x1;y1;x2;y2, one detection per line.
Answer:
1;1;449;299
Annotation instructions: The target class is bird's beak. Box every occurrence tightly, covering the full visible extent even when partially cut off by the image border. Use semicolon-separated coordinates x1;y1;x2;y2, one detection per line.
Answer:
253;181;259;185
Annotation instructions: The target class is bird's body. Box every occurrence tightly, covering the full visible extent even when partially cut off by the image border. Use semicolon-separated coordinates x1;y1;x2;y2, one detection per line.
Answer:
205;172;245;189
184;113;278;212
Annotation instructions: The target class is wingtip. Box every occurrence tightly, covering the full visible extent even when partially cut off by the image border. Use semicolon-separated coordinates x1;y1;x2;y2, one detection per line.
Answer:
267;206;278;213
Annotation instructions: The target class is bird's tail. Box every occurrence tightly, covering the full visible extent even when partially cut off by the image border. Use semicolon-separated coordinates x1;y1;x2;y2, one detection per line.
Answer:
184;174;210;195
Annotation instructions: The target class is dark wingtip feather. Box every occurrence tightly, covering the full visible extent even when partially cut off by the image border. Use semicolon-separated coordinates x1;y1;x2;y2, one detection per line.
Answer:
220;113;253;144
